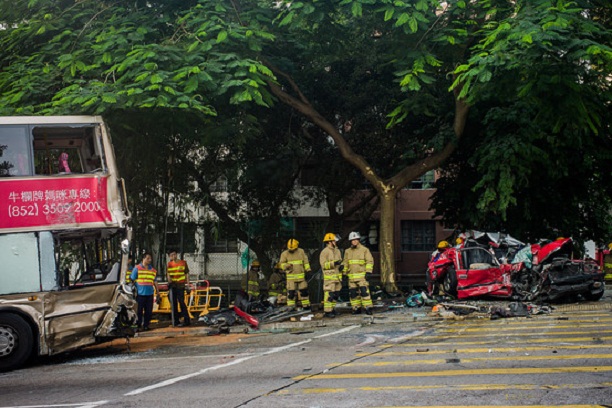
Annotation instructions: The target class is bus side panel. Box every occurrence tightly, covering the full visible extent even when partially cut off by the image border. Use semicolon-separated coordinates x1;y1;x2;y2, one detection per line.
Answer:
43;284;116;355
0;233;42;294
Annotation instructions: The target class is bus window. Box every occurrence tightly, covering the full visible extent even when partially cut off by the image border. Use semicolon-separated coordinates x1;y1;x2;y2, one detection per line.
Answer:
55;229;124;287
0;233;42;294
0;126;33;177
32;125;105;175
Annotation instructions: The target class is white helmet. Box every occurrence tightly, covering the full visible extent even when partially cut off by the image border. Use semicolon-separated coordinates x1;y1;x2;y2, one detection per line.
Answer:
348;231;361;241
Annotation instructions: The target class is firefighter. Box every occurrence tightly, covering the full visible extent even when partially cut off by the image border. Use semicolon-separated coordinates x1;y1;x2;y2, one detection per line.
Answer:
343;231;374;315
279;238;311;310
431;240;450;261
320;233;343;317
603;243;612;282
130;253;160;331
268;263;287;305
241;260;262;301
124;256;134;284
455;237;465;249
167;250;191;327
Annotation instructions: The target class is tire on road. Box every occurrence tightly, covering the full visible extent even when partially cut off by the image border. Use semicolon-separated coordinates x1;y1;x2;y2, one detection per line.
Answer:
0;313;34;372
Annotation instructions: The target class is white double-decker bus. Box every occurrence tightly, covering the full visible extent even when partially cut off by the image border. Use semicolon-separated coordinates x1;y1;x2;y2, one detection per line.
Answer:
0;116;135;371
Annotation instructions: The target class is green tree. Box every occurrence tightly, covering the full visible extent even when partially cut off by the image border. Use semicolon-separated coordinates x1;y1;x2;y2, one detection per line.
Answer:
432;0;612;244
1;0;610;292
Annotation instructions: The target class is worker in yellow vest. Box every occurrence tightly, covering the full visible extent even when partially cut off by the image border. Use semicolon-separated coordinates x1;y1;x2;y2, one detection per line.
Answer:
130;252;160;331
343;232;374;315
167;250;191;327
603;243;612;281
279;239;311;310
320;233;343;318
124;256;134;284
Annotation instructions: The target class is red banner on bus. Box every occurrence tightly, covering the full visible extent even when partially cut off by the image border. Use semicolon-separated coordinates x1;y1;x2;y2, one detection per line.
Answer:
0;176;114;231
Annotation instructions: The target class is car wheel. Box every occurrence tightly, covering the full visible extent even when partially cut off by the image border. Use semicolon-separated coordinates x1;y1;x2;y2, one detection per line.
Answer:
0;314;34;372
442;267;458;296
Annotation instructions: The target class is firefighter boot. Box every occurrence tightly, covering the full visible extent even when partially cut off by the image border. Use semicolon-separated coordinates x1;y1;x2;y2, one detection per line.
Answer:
365;307;373;315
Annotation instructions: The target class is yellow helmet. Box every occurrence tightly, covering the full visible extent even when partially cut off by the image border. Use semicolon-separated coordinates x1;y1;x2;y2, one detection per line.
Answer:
437;240;450;249
323;233;336;242
251;260;260;267
455;237;464;245
287;239;299;250
608;242;612;250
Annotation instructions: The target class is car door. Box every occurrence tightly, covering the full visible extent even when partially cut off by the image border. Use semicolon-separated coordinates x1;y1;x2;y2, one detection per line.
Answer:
456;247;511;299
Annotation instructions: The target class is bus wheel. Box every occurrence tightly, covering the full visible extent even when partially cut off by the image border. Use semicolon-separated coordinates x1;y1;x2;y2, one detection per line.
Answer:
0;314;34;372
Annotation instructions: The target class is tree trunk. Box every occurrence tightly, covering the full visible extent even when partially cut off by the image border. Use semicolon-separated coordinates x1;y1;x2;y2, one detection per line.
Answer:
378;188;398;294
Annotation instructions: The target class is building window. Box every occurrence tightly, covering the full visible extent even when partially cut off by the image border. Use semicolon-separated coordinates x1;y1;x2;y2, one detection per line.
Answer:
205;224;238;253
165;222;198;254
210;175;228;192
401;220;436;252
409;170;435;189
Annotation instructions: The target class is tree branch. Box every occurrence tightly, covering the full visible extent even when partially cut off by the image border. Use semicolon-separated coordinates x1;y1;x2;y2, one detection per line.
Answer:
265;69;385;193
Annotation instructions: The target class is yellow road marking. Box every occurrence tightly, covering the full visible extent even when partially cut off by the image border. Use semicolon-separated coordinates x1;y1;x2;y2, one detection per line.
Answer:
372;405;606;408
438;323;611;333
436;316;612;328
293;365;612;380
388;335;612;348
358;344;612;357
275;382;612;396
336;353;612;367
412;329;612;342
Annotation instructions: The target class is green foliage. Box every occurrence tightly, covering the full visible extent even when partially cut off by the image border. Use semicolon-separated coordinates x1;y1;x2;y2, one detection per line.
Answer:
451;0;611;136
1;0;610;249
0;1;276;115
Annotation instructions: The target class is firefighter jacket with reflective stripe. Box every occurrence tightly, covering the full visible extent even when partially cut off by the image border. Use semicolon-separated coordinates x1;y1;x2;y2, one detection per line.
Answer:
280;248;310;281
241;268;261;297
343;244;374;281
124;267;133;284
320;246;342;282
167;260;188;284
268;271;286;296
604;253;612;279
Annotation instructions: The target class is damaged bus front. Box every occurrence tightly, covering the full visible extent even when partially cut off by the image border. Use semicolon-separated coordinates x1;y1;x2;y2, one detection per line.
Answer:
0;116;136;371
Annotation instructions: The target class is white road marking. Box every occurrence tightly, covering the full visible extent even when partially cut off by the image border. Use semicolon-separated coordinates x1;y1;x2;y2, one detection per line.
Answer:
0;402;109;408
125;326;359;396
314;325;359;338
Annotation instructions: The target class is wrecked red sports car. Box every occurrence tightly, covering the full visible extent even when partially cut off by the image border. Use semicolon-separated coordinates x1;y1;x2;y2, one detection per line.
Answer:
427;234;605;302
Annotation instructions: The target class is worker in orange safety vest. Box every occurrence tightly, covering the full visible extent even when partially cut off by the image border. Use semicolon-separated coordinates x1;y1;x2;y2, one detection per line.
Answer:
167;250;191;327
